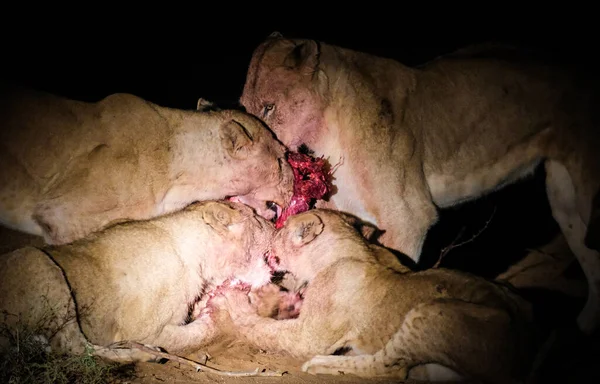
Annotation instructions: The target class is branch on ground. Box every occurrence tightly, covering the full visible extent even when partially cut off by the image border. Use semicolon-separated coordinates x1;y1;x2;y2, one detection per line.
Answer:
433;206;497;268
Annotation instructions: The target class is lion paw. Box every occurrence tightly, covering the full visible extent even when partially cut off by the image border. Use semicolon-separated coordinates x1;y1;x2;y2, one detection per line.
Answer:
249;283;304;319
206;285;257;324
275;290;303;320
249;283;283;318
301;356;344;375
193;304;213;320
137;344;165;363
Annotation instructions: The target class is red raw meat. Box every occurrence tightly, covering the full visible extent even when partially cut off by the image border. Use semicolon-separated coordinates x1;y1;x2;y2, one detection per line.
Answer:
275;151;333;229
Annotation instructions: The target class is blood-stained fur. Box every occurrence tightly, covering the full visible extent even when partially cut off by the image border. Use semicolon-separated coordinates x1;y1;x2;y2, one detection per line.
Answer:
240;33;600;334
211;209;536;383
0;201;274;362
0;86;293;245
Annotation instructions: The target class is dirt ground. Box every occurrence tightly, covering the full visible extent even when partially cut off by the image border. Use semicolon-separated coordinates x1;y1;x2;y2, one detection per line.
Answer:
0;225;598;384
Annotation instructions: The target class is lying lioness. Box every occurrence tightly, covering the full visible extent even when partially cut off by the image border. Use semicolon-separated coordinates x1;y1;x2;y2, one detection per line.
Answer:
240;33;600;334
211;209;537;383
0;86;293;245
0;200;275;362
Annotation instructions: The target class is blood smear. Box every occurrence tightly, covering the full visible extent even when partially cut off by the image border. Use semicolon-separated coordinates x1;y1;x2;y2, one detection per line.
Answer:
275;151;332;229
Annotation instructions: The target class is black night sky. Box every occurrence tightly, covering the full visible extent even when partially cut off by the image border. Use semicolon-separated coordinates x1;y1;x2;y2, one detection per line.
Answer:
4;9;597;109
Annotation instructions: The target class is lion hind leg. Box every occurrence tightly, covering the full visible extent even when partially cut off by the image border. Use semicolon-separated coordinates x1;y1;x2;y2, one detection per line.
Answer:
304;299;530;383
300;306;460;381
545;159;600;334
301;303;423;379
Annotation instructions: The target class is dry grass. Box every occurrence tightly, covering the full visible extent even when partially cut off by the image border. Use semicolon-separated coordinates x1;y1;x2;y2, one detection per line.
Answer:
0;309;135;384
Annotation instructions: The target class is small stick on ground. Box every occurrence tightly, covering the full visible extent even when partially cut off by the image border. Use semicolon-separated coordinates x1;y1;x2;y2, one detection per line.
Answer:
109;341;286;377
433;206;497;268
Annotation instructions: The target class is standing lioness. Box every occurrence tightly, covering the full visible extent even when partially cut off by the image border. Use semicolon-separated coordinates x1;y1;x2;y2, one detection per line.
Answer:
0;86;293;245
0;200;275;361
212;209;536;383
240;33;600;334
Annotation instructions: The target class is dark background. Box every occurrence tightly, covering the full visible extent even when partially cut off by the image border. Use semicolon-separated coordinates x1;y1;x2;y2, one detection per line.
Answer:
2;9;597;276
4;9;598;109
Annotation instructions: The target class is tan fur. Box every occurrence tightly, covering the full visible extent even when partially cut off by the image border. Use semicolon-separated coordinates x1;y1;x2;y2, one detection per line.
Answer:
249;282;304;320
240;34;600;334
211;209;537;383
0;200;275;362
0;86;293;245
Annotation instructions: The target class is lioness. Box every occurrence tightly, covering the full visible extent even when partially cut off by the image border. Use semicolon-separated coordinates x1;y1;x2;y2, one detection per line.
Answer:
211;209;536;383
0;86;293;245
240;33;600;334
0;200;275;362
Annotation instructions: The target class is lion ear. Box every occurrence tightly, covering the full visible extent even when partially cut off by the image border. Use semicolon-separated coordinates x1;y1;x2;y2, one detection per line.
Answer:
268;31;283;39
291;212;324;247
356;222;380;242
203;202;244;235
220;120;254;160
336;212;382;242
283;40;320;75
197;97;218;112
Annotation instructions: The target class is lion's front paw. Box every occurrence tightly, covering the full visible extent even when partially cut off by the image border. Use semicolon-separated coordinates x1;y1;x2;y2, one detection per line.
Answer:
103;341;166;363
301;355;343;375
250;283;304;319
206;285;258;325
275;290;303;320
136;344;166;363
249;283;283;318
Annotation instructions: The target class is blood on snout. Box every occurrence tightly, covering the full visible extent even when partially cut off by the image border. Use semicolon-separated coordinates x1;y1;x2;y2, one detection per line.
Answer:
225;151;331;225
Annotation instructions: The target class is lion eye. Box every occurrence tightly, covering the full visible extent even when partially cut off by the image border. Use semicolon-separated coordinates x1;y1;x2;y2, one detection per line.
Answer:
262;104;275;118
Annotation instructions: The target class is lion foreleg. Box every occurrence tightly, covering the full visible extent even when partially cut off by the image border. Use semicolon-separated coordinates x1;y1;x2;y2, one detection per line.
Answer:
145;315;219;355
374;164;438;264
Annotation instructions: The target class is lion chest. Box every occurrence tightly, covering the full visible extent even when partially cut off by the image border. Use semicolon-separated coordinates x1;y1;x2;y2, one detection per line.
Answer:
316;133;380;227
